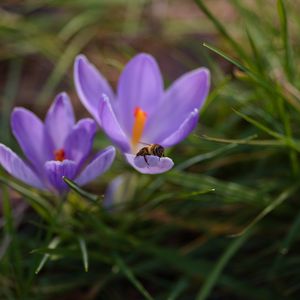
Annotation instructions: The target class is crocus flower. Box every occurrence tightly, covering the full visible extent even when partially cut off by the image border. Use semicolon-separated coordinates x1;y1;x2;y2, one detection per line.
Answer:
74;53;210;174
0;92;115;193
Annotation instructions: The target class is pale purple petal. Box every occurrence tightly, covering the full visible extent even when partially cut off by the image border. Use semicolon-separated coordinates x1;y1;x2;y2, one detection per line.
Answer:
99;95;131;152
117;53;163;135
75;146;116;186
64;118;96;165
160;109;199;147
145;68;210;142
0;144;45;189
125;153;174;174
11;108;52;170
103;175;124;210
45;92;75;149
44;159;77;193
74;55;114;124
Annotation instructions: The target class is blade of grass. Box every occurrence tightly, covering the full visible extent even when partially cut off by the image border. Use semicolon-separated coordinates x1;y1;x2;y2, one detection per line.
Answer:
230;184;298;237
176;143;237;171
196;230;252;300
63;176;100;202
167;277;189;300
1;58;22;144
194;0;246;58
35;237;60;274
245;26;265;74
201;76;231;112
277;0;295;82
37;27;97;106
203;43;248;73
58;10;101;41
201;135;284;146
275;92;299;175
279;210;300;255
168;171;269;205
274;1;298;173
269;209;300;278
78;237;89;272
141;243;271;300
114;253;155;300
0;176;53;221
203;43;277;95
204;41;300;121
233;109;300;152
143;188;215;210
2;184;23;295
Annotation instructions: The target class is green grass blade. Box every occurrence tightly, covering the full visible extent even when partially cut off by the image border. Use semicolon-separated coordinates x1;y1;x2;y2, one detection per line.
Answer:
201;135;284;147
233;109;283;139
78;237;89;272
202;43;276;94
194;0;246;58
279;209;300;255
231;184;298;237
233;109;300;152
37;27;97;106
203;43;248;73
1;58;22;144
2;184;14;236
35;237;60;274
196;231;252;300
166;277;189;300
114;254;155;300
277;0;294;82
270;209;300;278
168;171;269;205
1;184;24;295
245;26;265;73
0;176;53;221
176;143;238;171
63;176;100;202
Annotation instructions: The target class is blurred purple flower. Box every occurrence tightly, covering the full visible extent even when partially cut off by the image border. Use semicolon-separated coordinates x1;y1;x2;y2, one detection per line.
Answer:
0;93;116;193
74;53;210;174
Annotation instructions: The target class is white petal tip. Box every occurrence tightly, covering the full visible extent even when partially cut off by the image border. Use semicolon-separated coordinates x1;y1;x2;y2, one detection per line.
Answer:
125;153;174;174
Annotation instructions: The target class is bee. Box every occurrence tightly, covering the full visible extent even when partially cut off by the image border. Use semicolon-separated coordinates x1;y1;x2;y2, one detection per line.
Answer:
136;144;165;165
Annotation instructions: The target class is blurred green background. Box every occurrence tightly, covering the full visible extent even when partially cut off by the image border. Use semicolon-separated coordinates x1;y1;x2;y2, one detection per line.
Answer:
2;0;300;299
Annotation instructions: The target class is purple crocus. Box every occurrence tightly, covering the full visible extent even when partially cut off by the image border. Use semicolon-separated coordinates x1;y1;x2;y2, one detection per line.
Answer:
0;92;116;193
74;53;210;174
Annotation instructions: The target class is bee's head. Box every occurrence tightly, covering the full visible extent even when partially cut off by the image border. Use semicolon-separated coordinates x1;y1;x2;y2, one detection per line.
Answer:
156;145;165;157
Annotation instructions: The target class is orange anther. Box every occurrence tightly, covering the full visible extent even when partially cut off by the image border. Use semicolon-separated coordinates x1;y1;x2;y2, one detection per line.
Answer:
54;149;65;161
132;107;147;149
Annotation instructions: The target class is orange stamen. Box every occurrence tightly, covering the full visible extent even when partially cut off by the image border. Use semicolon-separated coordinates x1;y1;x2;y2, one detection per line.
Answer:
54;149;65;162
131;107;147;149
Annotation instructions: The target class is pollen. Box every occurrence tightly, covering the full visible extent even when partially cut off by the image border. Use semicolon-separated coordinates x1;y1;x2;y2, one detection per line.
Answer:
131;107;147;150
54;149;65;161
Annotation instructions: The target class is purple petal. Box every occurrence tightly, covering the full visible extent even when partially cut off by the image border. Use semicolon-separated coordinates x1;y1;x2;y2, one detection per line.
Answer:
44;159;77;193
99;95;131;152
75;146;116;186
45;92;75;149
145;68;210;142
74;54;114;124
160;109;199;147
125;153;174;174
103;175;125;210
0;144;45;189
117;53;163;135
64;118;96;165
11;108;52;170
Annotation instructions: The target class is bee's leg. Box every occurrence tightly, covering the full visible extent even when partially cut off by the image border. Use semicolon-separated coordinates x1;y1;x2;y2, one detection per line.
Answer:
144;155;149;166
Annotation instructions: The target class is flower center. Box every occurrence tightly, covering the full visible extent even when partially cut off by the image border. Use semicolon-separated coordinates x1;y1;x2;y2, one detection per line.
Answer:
54;149;65;161
131;107;147;150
